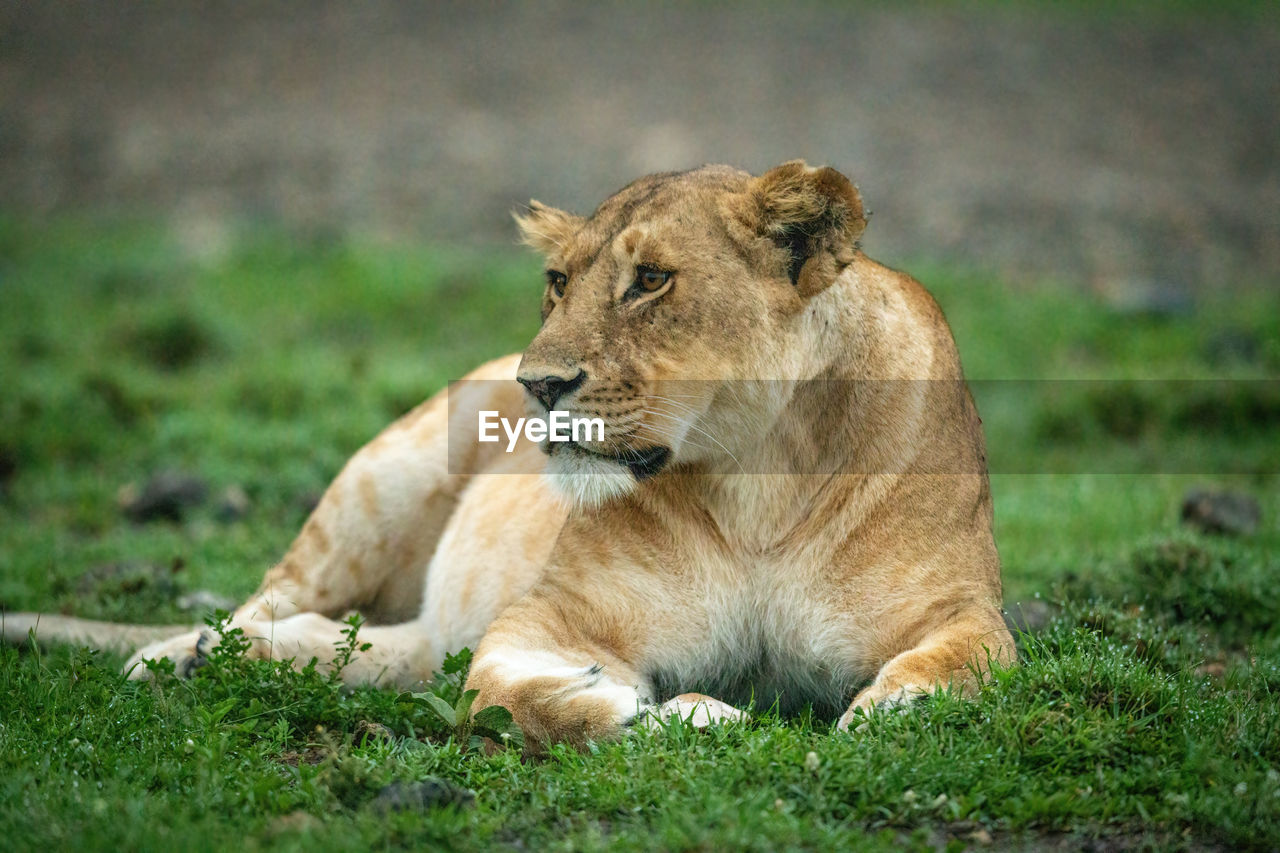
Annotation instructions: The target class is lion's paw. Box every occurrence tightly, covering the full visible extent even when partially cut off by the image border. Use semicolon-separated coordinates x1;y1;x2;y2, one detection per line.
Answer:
641;693;748;731
123;627;220;679
837;686;920;733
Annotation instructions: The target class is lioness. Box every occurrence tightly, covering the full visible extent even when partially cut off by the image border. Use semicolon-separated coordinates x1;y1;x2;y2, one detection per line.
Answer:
4;162;1014;746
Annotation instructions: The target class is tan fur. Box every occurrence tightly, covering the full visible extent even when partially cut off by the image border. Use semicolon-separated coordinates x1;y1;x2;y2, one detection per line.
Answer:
4;162;1013;750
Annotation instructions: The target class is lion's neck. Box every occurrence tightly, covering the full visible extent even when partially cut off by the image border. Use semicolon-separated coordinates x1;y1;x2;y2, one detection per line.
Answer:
698;474;833;553
665;261;937;551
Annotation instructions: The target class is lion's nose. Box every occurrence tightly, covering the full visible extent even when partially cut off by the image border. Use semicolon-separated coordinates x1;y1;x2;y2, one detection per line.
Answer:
517;369;586;410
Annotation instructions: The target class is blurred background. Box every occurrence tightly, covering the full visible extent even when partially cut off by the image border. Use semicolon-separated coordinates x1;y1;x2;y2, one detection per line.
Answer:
3;1;1277;293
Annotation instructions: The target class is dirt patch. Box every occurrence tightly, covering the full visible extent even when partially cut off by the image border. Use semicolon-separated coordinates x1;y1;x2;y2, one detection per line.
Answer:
1;2;1277;287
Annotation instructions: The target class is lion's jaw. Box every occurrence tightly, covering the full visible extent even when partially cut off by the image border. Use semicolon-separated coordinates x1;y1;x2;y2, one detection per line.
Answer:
536;376;722;509
543;446;646;510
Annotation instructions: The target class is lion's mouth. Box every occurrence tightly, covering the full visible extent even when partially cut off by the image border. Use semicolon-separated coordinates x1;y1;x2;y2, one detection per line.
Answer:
558;440;672;481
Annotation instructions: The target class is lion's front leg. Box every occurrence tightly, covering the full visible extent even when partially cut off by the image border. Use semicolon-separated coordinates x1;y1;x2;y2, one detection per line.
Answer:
467;645;652;750
465;600;663;750
837;614;1014;731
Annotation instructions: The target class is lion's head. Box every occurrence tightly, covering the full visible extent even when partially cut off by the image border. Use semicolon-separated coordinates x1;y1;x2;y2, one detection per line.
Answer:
513;161;867;507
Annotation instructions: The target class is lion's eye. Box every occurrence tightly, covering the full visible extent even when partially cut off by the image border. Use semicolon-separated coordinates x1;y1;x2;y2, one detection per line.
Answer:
546;270;568;298
635;266;672;293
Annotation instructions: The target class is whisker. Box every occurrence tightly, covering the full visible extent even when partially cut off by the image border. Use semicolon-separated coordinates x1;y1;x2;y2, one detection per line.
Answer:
632;422;713;455
637;401;747;475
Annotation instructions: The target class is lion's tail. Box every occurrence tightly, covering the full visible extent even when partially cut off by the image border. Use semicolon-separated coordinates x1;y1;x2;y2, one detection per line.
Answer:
1;612;195;655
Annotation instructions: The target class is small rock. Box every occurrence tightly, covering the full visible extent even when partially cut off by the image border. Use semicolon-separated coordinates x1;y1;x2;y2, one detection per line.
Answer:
1195;660;1227;679
1004;600;1054;634
215;485;251;522
120;470;209;523
1097;276;1194;319
295;490;323;519
268;810;322;835
371;778;475;813
968;827;993;845
75;560;181;599
1204;330;1261;366
0;446;16;486
176;589;239;615
1181;488;1261;536
354;720;395;745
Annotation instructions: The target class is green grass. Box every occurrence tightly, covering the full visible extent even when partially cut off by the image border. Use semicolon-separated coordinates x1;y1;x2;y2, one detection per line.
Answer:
1;217;1278;850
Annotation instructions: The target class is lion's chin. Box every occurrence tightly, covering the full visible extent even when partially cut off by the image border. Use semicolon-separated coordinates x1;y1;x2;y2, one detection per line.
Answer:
544;448;638;510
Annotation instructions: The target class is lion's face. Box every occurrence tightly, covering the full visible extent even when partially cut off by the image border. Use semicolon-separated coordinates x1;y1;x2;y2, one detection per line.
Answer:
514;162;866;507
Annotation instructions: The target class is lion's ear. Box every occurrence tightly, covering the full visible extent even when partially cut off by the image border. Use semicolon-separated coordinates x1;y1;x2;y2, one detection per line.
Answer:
730;161;866;297
513;201;584;256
